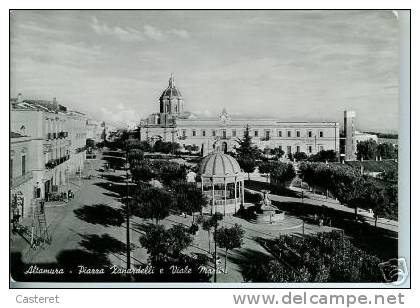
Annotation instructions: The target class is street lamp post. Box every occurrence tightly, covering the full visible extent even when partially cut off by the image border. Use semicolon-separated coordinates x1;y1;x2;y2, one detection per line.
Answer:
214;226;217;283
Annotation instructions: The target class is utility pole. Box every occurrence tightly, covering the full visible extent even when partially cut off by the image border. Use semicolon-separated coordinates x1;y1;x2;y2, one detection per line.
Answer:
301;182;304;204
214;226;217;283
125;146;131;270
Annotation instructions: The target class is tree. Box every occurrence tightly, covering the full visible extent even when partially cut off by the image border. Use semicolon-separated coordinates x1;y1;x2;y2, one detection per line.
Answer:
196;213;223;282
299;161;360;201
157;163;187;186
307;150;337;162
172;181;208;222
167;224;194;257
139;224;170;263
335;176;367;220
293;152;308;162
138;140;152;152
246;231;382;282
356;139;378;161
214;224;244;273
238;157;257;180
270;162;296;185
139;224;193;262
153;140;181;154
377;143;397;159
262;147;271;159
209;212;223;282
133;187;172;224
258;161;277;175
270;146;285;159
366;183;387;227
235;125;262;161
127;149;144;167
131;162;155;183
235;125;262;180
196;215;213;252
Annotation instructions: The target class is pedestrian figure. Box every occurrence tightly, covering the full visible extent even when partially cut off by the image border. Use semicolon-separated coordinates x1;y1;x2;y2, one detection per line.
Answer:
319;215;324;227
12;208;20;232
40;200;45;214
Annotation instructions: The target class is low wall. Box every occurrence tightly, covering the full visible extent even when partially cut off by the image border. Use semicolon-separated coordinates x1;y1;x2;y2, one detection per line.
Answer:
252;212;285;224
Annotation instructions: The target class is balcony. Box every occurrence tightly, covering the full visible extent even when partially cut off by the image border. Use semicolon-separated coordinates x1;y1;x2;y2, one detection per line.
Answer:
58;131;68;139
261;136;271;141
45;155;70;169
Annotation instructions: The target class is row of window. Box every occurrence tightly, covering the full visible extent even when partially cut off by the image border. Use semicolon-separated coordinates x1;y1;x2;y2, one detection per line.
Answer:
178;144;326;154
181;129;325;138
281;145;324;154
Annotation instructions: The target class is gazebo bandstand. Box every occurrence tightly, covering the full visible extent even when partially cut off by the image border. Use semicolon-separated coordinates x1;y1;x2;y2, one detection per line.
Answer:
199;152;245;215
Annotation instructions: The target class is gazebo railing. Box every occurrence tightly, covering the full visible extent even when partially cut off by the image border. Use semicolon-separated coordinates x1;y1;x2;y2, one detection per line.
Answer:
203;190;236;199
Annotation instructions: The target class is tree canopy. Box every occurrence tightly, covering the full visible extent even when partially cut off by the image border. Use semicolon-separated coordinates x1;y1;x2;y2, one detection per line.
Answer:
356;139;378;160
140;224;193;262
214;224;244;273
133;186;172;224
153;140;180;154
307;150;338;162
235;125;262;161
171;181;208;219
247;231;383;282
270;162;296;184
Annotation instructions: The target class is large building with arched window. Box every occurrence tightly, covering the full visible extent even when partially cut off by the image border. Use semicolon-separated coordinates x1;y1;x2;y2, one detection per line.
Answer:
140;75;341;157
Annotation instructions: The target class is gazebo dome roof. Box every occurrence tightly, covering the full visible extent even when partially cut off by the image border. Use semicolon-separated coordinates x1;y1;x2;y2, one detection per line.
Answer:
199;152;242;182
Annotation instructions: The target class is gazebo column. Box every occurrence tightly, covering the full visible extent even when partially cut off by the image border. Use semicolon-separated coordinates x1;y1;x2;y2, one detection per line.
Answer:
224;179;227;216
211;178;215;215
241;179;245;206
201;176;204;214
234;178;237;214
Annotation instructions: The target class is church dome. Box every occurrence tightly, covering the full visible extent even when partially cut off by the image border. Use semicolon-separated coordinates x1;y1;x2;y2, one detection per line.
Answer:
160;74;182;100
199;152;242;180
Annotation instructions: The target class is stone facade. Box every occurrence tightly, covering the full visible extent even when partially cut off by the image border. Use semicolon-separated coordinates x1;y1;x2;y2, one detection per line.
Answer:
140;76;340;156
10;134;35;219
10;95;88;202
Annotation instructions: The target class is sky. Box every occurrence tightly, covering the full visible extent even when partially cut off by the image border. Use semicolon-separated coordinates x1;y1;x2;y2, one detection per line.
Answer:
10;10;399;132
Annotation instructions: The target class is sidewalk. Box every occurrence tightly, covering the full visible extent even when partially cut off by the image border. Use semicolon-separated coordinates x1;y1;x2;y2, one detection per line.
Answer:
246;178;398;232
10;158;99;259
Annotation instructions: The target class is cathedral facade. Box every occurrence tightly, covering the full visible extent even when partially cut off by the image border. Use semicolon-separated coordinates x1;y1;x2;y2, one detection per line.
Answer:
140;75;340;156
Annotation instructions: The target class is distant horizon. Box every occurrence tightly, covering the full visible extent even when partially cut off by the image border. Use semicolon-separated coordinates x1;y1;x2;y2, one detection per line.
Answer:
11;10;399;133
